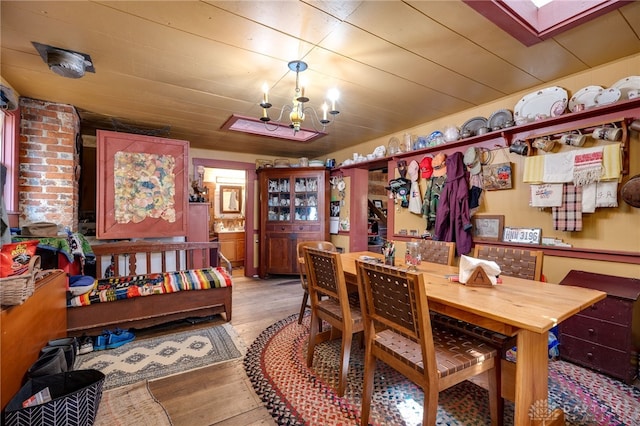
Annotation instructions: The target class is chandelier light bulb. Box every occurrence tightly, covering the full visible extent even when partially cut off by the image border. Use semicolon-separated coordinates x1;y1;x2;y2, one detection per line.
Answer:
261;82;272;109
327;88;340;114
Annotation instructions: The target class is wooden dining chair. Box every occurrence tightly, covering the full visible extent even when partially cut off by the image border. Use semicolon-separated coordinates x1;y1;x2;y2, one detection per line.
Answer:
296;241;337;324
416;239;456;265
356;260;503;426
303;246;364;397
473;244;543;281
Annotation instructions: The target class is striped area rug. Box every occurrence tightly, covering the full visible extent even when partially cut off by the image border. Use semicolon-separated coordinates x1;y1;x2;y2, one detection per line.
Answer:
244;313;640;425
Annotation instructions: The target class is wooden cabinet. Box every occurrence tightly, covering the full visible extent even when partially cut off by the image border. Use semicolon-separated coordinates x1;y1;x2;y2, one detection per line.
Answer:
1;271;67;410
558;270;640;384
187;202;211;268
258;167;329;277
216;231;245;266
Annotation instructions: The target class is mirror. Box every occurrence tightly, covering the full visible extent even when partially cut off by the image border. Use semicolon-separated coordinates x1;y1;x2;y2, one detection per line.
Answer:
220;185;242;213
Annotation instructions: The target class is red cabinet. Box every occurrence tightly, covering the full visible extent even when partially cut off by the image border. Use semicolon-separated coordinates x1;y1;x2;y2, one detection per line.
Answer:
258;167;329;277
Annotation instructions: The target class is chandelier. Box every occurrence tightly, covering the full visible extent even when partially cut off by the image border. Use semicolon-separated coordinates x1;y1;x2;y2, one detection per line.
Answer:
259;60;339;134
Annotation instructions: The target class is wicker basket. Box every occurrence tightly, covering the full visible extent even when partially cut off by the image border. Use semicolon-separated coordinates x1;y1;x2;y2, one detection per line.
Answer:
0;255;41;307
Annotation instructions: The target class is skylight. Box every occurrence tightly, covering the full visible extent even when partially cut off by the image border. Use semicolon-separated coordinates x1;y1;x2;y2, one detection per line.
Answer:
463;0;628;46
531;0;554;8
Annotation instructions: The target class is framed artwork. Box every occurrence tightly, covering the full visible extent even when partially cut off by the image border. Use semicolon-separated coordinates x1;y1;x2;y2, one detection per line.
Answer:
482;162;512;190
96;130;189;239
220;185;243;213
373;200;383;209
471;215;504;241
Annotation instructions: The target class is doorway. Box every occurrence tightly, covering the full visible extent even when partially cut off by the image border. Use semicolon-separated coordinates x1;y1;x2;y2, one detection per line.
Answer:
193;158;257;278
203;167;246;276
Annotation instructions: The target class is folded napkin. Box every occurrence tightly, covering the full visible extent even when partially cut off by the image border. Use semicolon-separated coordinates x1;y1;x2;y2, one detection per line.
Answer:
459;255;501;285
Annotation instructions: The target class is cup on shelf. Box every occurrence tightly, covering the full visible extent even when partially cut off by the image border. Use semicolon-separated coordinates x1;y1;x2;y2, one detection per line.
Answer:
532;136;555;152
560;130;586;147
592;125;622;141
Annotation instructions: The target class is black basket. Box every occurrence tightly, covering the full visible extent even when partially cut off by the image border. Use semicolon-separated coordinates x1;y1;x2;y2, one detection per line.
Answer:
2;369;105;426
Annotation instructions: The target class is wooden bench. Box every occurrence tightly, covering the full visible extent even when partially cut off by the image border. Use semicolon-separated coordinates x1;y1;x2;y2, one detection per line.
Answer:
66;241;233;336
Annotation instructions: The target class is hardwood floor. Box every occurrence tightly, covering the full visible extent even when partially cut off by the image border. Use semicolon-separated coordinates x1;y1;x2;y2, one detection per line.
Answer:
147;275;304;426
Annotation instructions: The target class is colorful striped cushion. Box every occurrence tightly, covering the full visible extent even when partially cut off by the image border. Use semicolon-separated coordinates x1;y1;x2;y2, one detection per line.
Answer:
68;267;232;307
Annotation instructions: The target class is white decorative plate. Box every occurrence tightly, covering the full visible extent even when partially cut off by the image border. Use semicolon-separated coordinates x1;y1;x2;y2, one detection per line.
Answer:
611;75;640;99
514;86;568;121
487;109;513;129
568;85;603;112
593;87;621;107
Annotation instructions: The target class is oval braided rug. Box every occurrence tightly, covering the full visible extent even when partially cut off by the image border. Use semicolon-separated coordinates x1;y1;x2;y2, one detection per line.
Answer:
244;313;640;426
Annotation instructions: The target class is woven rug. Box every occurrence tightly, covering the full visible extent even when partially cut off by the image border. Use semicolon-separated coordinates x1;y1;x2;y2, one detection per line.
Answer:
95;381;172;426
244;314;640;426
77;323;244;390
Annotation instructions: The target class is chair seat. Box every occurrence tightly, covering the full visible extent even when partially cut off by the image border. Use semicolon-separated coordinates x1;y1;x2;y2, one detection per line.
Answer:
374;325;498;378
430;312;515;358
317;298;364;325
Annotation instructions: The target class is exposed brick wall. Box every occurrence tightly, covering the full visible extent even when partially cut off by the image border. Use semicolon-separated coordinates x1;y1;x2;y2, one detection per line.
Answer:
18;97;80;231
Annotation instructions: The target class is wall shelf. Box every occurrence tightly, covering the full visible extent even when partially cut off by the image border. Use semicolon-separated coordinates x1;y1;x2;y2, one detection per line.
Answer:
332;97;640;259
334;97;640;173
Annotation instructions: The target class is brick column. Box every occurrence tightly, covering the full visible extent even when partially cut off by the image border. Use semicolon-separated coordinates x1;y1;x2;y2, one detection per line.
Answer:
18;97;80;231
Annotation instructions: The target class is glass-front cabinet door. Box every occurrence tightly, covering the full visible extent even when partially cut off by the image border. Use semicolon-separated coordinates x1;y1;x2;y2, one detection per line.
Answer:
293;177;319;221
266;177;291;221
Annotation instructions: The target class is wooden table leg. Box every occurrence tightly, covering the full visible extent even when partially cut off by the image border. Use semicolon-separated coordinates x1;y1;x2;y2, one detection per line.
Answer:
514;329;564;425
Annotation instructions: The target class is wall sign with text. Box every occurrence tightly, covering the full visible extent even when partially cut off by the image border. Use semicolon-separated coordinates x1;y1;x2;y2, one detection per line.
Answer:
502;227;541;244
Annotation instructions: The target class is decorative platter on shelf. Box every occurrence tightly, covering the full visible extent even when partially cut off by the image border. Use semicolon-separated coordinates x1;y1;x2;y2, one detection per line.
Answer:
568;85;603;112
593;87;621;107
388;136;400;155
487;109;513;129
611;75;640;99
460;116;488;136
514;86;568;121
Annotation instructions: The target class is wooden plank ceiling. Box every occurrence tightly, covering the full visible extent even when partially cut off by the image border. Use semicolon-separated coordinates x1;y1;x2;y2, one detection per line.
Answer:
1;1;639;159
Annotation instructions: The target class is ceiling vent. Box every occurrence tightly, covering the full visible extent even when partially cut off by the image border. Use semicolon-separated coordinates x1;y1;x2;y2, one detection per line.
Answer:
32;42;95;79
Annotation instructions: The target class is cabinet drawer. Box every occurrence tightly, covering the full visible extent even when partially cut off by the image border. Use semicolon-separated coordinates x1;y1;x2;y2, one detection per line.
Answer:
560;335;637;383
266;224;292;232
559;316;630;350
580;297;633;324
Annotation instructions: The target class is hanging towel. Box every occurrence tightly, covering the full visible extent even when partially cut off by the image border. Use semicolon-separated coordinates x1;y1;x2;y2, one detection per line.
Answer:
601;143;622;181
543;151;576;183
595;180;619;207
581;183;596;213
553;184;582;231
530;184;563;207
523;155;545;183
573;147;604;186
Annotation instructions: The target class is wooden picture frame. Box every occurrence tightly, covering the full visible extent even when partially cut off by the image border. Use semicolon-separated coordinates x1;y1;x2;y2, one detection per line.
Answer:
96;130;189;239
220;185;243;213
471;215;504;242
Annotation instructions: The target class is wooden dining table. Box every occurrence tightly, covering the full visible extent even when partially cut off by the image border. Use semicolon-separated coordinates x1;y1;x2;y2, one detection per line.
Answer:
340;251;607;426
